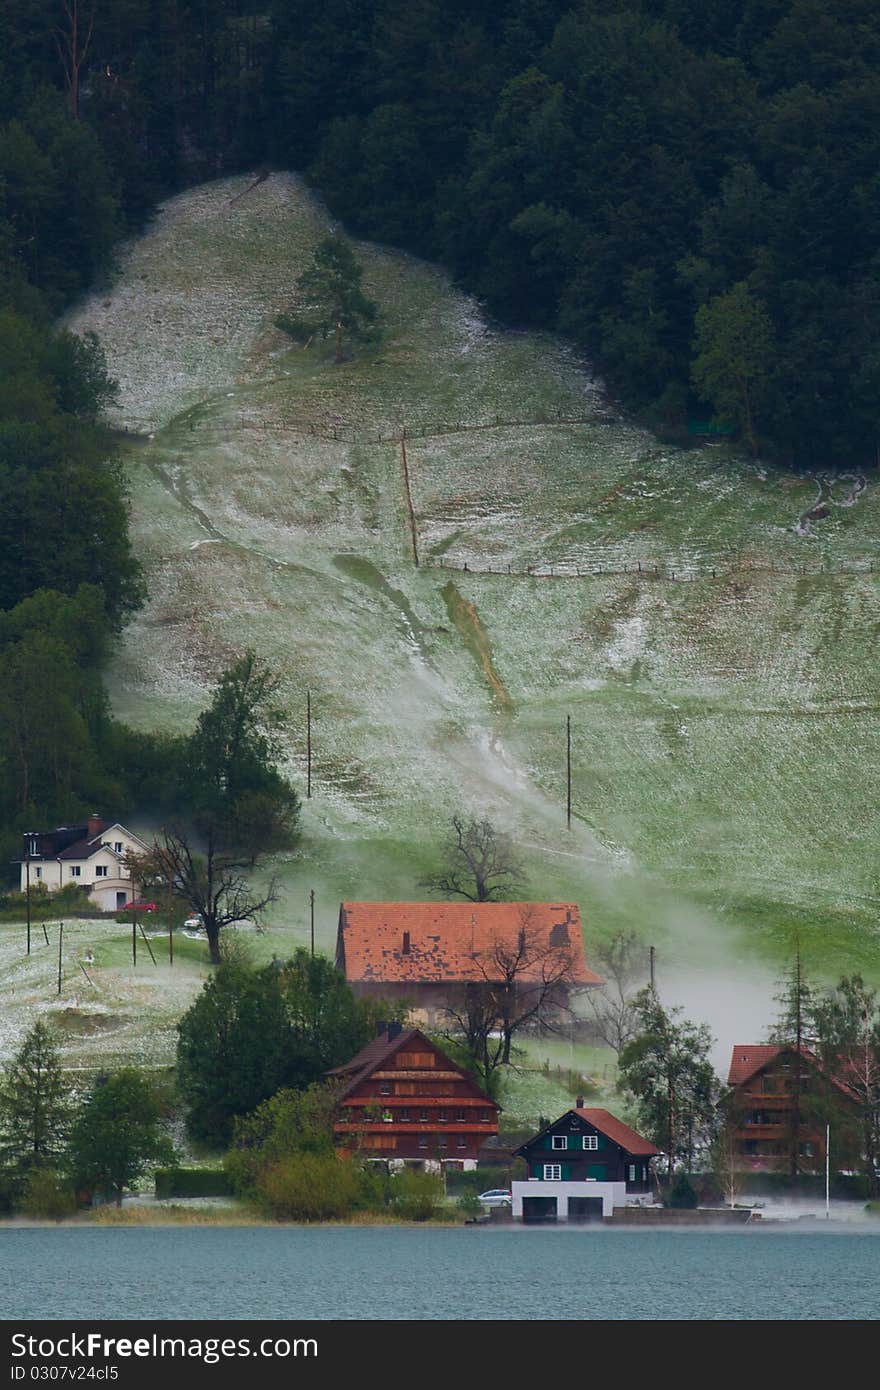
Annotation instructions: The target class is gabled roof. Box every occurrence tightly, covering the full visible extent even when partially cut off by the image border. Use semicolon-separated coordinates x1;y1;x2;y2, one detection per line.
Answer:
575;1109;661;1157
336;901;601;987
728;1044;793;1087
728;1043;859;1102
57;823;148;861
16;821;147;864
514;1106;661;1159
326;1026;498;1107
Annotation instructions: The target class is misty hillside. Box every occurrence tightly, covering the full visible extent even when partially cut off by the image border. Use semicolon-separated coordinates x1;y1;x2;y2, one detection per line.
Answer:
63;171;879;1000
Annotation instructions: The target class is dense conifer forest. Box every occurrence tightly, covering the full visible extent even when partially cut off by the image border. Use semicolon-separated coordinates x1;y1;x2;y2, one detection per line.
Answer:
2;0;879;855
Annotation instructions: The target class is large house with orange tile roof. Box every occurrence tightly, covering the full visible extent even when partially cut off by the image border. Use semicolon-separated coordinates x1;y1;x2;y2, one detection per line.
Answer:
511;1103;661;1220
726;1043;859;1172
327;1024;500;1170
335;901;602;1026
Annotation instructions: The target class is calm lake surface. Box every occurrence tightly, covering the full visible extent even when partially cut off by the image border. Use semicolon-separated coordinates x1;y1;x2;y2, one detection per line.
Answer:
2;1225;879;1320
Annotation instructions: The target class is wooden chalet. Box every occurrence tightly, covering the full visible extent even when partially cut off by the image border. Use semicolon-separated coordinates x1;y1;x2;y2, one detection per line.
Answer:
515;1105;659;1192
727;1044;858;1171
511;1104;660;1222
335;901;602;1026
327;1025;499;1169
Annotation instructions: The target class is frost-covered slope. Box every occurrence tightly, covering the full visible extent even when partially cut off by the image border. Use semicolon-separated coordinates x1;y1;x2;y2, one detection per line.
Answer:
65;173;879;1004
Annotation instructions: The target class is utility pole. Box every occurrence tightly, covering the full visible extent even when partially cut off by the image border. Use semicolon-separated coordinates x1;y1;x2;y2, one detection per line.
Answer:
169;914;173;966
307;689;312;799
825;1123;830;1219
25;838;31;956
310;888;315;958
57;922;63;995
132;907;137;968
566;715;572;830
649;945;656;992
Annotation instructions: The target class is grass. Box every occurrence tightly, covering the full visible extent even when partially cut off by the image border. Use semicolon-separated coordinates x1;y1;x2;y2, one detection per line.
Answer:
23;164;872;1085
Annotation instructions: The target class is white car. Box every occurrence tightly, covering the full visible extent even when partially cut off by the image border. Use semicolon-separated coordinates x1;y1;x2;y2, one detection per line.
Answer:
183;915;203;930
477;1189;512;1208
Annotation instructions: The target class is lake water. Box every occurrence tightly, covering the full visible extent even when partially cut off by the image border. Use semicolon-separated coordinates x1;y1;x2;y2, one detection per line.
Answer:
2;1224;879;1320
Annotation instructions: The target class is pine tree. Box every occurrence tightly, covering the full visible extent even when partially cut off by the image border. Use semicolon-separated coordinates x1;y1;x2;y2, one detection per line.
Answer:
0;1022;71;1189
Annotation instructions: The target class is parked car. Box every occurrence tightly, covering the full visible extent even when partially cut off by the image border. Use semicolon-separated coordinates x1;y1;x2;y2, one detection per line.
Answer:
477;1189;512;1208
128;900;158;912
183;914;202;930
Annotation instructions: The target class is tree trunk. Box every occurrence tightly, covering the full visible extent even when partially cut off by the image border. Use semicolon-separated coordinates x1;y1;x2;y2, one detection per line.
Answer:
205;921;221;964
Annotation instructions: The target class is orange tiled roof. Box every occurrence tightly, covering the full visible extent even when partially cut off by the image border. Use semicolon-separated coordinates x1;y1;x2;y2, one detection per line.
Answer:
336;901;601;986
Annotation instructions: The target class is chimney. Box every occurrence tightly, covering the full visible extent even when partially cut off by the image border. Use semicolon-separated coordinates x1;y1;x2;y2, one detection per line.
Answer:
402;930;411;955
87;813;104;840
376;1020;387;1038
388;1021;403;1041
576;1095;584;1109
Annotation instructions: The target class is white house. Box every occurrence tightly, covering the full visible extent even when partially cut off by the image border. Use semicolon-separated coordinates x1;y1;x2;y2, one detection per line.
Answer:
18;817;150;912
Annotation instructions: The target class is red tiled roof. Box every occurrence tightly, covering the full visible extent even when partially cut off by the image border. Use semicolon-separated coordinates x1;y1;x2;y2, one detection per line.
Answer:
336;902;601;986
728;1044;789;1087
575;1108;661;1157
728;1043;859;1102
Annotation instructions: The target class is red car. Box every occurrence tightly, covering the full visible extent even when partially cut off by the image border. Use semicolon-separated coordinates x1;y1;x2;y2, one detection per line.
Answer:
128;899;159;912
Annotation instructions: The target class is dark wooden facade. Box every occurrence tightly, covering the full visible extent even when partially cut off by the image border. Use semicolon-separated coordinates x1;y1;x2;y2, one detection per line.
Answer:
328;1026;499;1165
727;1044;858;1171
514;1107;658;1193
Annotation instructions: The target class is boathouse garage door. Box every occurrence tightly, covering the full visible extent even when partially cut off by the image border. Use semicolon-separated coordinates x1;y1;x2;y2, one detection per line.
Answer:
522;1197;558;1223
567;1196;604;1223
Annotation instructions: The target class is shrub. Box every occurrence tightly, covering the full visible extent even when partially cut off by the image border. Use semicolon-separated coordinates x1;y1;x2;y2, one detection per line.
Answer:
22;1169;77;1221
666;1174;698;1209
256;1153;362;1221
154;1167;234;1199
391;1168;443;1222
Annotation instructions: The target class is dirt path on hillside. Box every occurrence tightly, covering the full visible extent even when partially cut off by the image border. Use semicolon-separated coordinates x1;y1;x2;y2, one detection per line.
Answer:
796;472;867;535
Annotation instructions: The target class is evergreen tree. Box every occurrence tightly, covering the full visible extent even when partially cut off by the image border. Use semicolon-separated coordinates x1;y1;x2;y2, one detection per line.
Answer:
276;237;381;362
0;1021;71;1190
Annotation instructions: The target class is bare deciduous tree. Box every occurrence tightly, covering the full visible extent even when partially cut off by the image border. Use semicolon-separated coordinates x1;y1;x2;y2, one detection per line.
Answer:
441;909;582;1081
420;815;526;902
128;824;279;965
586;930;646;1057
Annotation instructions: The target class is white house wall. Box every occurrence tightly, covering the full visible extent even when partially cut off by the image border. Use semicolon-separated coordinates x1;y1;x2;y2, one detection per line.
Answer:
512;1179;628;1220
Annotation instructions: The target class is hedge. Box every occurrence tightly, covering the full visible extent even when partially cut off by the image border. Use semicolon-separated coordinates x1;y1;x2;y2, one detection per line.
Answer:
154;1168;235;1199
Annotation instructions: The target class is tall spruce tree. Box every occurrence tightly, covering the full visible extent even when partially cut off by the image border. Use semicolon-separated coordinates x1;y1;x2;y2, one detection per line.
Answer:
0;1021;71;1189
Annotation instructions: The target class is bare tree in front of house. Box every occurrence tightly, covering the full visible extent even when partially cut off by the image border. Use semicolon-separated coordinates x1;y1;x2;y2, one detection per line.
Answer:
441;909;581;1081
420;815;526;902
127;824;278;964
586;930;647;1057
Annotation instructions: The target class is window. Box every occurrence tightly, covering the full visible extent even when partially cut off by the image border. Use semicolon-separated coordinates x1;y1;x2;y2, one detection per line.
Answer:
95;865;108;878
34;867;42;880
543;1164;562;1181
582;1135;598;1150
551;1136;568;1151
419;1111;429;1123
379;1082;391;1096
480;1111;491;1122
70;866;81;878
399;1110;411;1123
418;1136;428;1149
438;1110;447;1123
456;1110;467;1123
457;1136;467;1149
439;1135;447;1149
628;1165;637;1183
114;842;123;854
